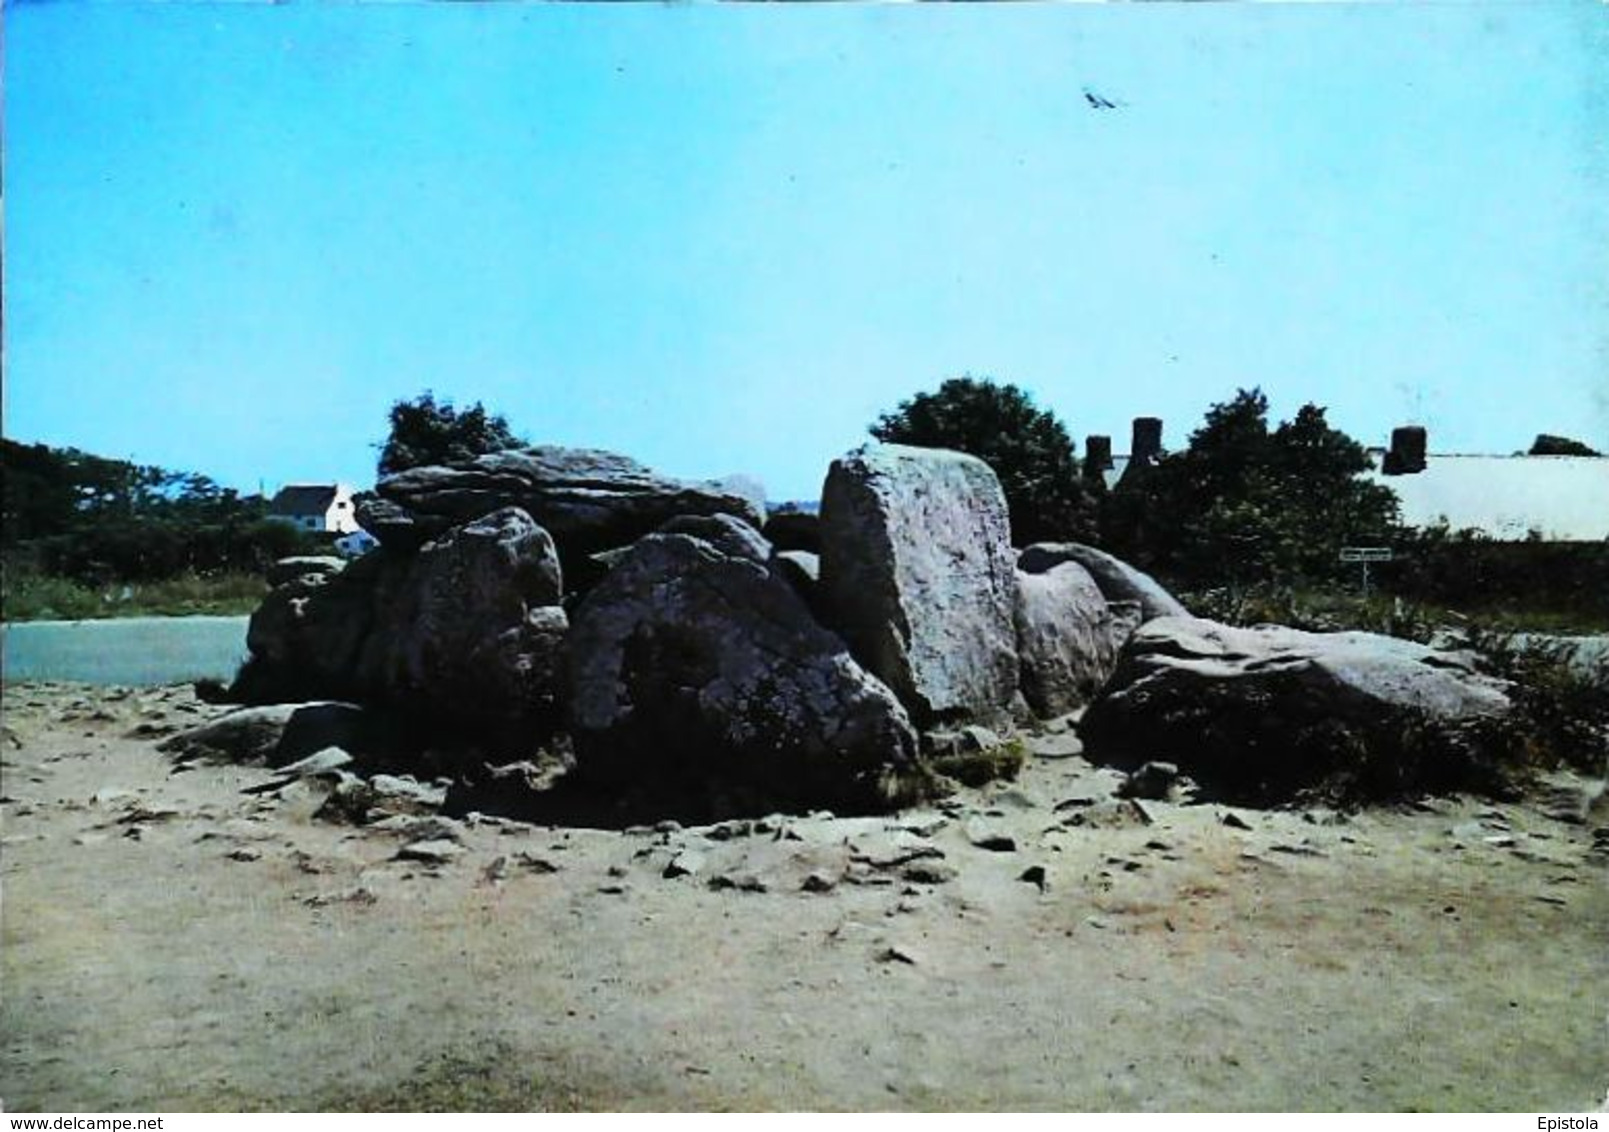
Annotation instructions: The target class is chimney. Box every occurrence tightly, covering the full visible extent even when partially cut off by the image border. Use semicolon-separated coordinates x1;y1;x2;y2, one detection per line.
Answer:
1081;434;1113;486
1383;425;1427;475
1084;434;1113;471
1131;417;1163;466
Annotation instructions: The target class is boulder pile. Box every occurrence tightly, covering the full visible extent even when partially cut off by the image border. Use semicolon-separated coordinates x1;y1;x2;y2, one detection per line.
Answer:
1081;616;1515;803
219;440;1519;817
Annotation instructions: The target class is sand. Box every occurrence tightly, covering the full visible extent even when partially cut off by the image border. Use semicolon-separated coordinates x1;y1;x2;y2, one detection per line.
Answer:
2;681;1605;1112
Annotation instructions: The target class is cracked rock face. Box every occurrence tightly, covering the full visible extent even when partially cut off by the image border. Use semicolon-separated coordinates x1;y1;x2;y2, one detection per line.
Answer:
356;507;567;737
1082;616;1516;802
241;509;568;744
360;446;767;564
565;520;921;815
818;444;1019;729
240;553;386;702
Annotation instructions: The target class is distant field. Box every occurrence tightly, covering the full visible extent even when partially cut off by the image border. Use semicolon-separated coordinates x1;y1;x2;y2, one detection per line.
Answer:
1;615;249;686
1;571;267;622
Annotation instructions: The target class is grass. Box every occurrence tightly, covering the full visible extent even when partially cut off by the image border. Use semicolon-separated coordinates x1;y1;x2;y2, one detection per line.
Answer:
1;570;268;621
1454;628;1609;778
1180;584;1609;639
1172;582;1609;799
313;1043;628;1113
928;736;1028;788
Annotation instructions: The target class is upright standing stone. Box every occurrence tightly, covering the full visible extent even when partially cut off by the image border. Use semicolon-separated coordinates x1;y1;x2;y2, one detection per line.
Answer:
819;444;1019;727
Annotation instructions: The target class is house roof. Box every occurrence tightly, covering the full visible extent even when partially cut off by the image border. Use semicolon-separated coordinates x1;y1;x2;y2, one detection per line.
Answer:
1099;452;1609;542
268;484;341;516
1362;454;1609;542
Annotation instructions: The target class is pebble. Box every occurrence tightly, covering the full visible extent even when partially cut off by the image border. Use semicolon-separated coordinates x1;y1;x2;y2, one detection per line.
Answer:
662;852;704;879
901;861;957;885
513;852;561;874
965;822;1018;852
395;839;463;864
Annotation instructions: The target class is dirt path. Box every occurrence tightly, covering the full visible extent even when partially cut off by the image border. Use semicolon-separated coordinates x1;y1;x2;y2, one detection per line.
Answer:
2;682;1605;1111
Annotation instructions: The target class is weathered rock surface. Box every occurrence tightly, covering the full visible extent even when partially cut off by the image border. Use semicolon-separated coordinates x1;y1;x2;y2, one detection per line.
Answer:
657;512;771;562
351;494;423;548
265;556;347;588
819;444;1019;727
367;446;767;560
239;509;567;746
238;552;385;702
565;520;922;815
773;550;822;611
1013;560;1123;717
775;550;820;583
158;702;381;768
1018;543;1189;622
356;507;567;736
763;504;821;554
1082;616;1515;802
275;746;355;778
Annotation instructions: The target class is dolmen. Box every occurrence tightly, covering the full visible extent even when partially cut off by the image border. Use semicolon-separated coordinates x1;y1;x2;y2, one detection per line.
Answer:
214;441;1517;817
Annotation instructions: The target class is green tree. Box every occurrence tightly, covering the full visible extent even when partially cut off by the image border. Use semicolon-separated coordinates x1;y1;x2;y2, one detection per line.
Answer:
1106;389;1400;586
869;376;1096;545
2;438;322;584
377;392;523;477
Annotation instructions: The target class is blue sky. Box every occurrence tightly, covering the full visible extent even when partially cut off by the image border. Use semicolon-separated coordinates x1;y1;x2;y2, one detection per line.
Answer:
6;2;1607;502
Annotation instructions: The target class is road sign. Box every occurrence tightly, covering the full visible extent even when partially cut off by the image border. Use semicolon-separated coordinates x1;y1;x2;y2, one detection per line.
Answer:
1339;547;1393;597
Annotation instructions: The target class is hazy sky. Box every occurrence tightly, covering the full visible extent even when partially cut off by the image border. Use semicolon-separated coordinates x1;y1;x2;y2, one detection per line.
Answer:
7;2;1607;502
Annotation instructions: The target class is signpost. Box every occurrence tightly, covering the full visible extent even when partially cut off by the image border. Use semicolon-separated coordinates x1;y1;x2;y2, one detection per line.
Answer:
1338;547;1393;598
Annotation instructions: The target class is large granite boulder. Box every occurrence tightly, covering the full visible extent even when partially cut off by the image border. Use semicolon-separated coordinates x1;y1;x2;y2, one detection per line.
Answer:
1013;560;1124;717
1018;543;1189;622
565;519;923;816
363;447;768;563
1081;616;1516;802
819;444;1019;728
235;508;568;751
235;552;387;702
356;507;567;738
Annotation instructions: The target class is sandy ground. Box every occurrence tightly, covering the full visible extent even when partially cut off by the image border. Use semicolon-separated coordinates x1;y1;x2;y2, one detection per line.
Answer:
2;681;1606;1112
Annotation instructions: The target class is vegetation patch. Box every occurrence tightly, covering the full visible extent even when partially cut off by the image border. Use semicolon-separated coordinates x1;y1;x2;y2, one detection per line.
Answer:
3;568;268;621
928;737;1028;789
1459;630;1609;779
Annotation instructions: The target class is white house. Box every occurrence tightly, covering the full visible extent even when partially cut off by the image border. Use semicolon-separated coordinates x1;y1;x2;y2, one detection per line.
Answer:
266;483;362;535
1089;419;1609;542
1361;427;1609;542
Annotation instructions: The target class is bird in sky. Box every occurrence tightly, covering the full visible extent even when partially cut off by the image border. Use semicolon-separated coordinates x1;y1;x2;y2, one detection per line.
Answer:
1083;88;1122;110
